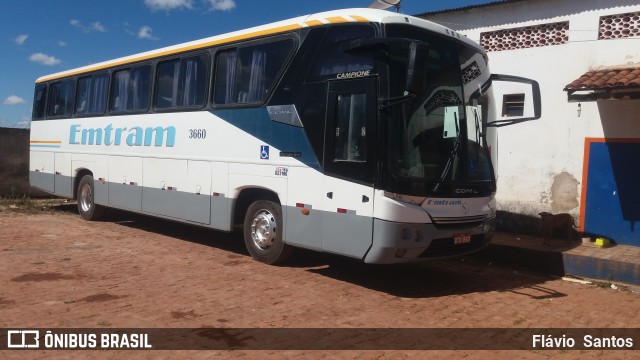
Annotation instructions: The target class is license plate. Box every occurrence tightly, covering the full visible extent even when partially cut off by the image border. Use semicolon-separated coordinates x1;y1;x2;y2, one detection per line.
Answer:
453;233;472;245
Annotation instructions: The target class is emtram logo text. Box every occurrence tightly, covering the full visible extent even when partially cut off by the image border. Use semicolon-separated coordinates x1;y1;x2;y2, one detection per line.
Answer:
69;124;176;147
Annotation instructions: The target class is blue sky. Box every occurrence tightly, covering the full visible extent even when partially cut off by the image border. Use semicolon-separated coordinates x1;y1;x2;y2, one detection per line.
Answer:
0;0;491;128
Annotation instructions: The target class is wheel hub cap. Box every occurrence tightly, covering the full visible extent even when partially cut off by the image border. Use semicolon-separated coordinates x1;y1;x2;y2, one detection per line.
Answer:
250;210;276;250
79;184;93;213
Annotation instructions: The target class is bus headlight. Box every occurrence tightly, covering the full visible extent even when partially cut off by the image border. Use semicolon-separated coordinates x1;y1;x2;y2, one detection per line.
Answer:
400;228;413;241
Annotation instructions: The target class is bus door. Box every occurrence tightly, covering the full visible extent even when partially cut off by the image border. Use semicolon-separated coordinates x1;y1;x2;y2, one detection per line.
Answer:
322;78;377;259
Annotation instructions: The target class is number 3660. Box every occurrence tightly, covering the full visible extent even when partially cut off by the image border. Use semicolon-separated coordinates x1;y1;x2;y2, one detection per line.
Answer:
189;129;207;139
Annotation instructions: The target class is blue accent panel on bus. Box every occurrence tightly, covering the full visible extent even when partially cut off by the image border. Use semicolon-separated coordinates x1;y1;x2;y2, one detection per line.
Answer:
210;108;321;169
584;141;640;246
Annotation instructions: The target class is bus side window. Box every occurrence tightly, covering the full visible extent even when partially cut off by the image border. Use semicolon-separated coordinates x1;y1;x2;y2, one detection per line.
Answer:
156;59;180;109
111;66;151;112
76;76;91;115
155;54;208;110
111;69;130;112
90;74;108;114
213;38;294;106
77;74;108;116
130;66;151;111
32;84;48;120
47;80;74;118
213;49;236;105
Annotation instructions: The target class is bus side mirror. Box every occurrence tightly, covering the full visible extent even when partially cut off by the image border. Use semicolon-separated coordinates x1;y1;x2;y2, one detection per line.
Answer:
485;74;541;128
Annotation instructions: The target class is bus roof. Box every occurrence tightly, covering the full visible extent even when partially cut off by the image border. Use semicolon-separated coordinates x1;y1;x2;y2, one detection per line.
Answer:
36;8;482;83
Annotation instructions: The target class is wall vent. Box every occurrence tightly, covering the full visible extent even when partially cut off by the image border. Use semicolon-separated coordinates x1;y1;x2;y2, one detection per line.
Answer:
480;22;569;52
599;12;640;40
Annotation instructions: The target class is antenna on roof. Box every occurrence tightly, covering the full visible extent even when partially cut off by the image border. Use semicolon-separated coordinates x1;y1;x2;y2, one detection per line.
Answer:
368;0;401;13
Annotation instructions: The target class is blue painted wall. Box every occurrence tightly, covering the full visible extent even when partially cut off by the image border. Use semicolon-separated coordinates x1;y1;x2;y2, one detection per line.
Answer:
584;141;640;246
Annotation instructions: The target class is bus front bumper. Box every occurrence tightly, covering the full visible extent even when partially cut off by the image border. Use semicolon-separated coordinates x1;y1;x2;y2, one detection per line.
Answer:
363;217;495;264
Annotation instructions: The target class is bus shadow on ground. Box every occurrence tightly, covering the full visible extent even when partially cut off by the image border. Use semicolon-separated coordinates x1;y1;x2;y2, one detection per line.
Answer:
55;204;567;299
54;203;248;255
297;252;567;299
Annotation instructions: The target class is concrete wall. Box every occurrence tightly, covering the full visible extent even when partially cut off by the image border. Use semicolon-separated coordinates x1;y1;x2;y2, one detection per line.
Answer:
420;0;640;233
0;127;31;196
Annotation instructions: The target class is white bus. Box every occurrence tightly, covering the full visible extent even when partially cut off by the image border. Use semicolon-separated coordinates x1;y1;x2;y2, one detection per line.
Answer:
30;8;540;264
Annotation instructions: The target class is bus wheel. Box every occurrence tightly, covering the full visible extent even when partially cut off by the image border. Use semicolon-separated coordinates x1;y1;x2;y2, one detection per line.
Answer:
243;200;292;264
77;175;105;221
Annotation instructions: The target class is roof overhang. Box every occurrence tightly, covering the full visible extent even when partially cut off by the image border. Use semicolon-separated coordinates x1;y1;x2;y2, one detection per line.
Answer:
564;68;640;102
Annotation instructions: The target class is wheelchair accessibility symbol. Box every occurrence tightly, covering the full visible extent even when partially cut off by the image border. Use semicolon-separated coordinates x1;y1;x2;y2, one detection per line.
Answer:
260;145;270;160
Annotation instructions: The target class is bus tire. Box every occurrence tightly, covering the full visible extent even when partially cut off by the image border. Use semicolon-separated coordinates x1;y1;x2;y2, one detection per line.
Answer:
77;174;105;221
243;200;292;265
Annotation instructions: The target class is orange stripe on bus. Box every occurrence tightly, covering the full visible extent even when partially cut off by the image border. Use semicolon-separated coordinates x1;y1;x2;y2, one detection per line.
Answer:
36;23;303;83
36;14;371;84
30;140;62;144
325;16;349;24
304;20;324;27
349;15;369;23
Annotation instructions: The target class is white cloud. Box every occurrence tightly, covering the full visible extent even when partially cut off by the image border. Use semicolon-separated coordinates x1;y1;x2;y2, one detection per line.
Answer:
137;26;156;40
143;0;235;12
0;117;29;129
91;22;107;32
71;19;108;33
14;34;28;45
3;95;26;105
29;53;61;66
17;117;31;129
207;0;236;11
145;0;193;11
58;40;68;47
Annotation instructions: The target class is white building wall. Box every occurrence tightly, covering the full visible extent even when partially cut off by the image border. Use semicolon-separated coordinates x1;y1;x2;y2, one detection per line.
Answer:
420;0;640;226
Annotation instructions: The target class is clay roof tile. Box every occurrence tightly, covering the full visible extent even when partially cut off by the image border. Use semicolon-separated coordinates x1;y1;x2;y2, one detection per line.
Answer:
564;68;640;91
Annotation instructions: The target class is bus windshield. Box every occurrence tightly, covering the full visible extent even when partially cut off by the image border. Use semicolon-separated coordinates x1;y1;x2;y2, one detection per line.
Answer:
384;25;493;194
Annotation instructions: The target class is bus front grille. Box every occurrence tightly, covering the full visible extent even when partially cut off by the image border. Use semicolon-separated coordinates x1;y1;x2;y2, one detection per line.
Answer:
430;215;488;226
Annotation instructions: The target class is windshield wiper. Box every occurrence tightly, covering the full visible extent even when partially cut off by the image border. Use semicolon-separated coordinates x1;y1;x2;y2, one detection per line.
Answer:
431;112;461;193
378;93;416;111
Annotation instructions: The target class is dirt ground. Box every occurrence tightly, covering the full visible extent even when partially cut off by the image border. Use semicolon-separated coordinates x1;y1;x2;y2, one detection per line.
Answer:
1;202;639;359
